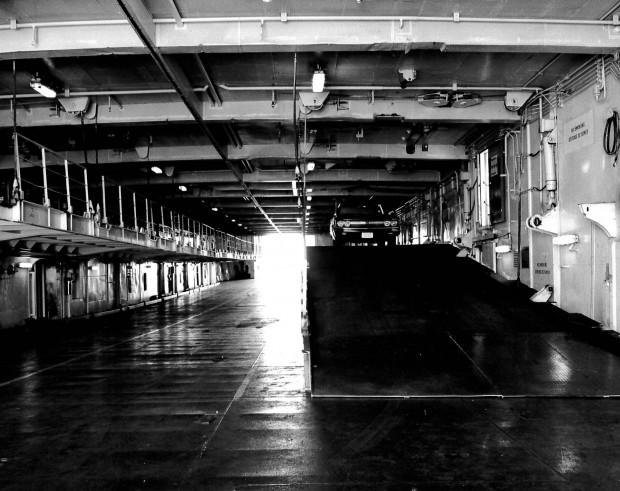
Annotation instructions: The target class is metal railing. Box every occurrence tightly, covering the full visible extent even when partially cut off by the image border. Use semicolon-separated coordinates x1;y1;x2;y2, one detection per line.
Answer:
2;133;258;259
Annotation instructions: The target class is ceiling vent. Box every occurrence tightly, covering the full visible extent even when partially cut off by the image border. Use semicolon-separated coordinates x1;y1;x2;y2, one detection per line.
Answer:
417;92;450;107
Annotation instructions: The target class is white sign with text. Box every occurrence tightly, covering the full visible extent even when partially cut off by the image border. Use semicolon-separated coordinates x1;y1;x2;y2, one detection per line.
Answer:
565;110;594;153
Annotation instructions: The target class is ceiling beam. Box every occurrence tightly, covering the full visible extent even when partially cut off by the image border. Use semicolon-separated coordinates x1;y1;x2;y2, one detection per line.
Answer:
0;98;520;128
165;188;421;199
0;143;466;169
116;0;279;232
115;168;441;186
3;15;620;59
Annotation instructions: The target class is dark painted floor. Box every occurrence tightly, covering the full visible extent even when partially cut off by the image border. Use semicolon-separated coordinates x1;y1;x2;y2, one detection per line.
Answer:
1;254;620;489
307;245;620;397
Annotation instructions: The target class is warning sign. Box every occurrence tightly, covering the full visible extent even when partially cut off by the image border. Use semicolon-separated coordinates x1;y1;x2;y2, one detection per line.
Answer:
565;110;593;152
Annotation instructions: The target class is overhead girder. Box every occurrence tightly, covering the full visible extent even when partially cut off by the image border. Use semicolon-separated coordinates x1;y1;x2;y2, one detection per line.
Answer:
112;169;441;186
202;200;332;209
210;182;425;192
2;15;620;59
115;0;279;232
0;143;466;170
0;98;520;127
165;188;422;199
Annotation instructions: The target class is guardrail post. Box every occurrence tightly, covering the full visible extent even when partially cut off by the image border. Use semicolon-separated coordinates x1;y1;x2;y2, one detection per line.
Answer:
13;132;23;201
160;205;164;238
83;168;91;218
64;159;73;214
144;198;150;238
101;176;108;225
41;148;50;207
132;192;138;238
118;185;124;228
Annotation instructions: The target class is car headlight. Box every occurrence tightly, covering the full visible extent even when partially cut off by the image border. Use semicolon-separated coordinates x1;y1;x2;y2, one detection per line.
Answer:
390;220;398;227
343;220;351;227
336;220;345;227
384;220;391;227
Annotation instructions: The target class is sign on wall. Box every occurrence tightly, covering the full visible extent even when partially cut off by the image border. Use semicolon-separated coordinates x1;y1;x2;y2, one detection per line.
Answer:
565;110;594;153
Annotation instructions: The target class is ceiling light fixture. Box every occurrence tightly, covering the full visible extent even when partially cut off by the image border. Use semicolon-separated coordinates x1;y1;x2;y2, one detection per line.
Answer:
211;207;218;211
495;244;511;254
306;162;316;172
307;196;313;201
178;185;187;192
312;67;325;93
150;166;163;174
30;75;56;98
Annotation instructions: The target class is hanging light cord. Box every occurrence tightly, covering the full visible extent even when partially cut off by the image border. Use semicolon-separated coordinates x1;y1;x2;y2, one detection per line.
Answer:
603;110;620;166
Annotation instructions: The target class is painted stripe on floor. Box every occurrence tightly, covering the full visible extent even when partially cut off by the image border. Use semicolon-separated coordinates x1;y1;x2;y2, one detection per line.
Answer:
0;296;237;389
198;346;265;458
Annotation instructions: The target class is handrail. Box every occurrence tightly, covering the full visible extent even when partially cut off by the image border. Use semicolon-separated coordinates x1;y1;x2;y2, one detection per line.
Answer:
6;133;259;259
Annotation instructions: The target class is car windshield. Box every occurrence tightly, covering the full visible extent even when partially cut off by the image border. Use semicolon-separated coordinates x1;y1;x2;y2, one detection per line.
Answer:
338;206;383;217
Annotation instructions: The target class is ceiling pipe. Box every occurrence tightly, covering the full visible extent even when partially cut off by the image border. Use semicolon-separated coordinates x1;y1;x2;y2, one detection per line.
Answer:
2;15;617;30
0;84;542;101
219;84;542;92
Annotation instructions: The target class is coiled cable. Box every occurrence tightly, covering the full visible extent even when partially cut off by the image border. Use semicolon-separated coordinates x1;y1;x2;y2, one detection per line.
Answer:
603;110;620;166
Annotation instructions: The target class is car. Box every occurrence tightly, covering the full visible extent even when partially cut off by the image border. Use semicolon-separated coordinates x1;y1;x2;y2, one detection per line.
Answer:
330;203;399;246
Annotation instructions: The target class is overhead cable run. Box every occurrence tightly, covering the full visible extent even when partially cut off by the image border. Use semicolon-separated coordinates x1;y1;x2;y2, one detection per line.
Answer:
116;0;279;233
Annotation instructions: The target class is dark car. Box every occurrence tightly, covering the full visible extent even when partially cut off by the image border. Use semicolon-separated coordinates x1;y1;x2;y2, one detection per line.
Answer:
330;204;399;246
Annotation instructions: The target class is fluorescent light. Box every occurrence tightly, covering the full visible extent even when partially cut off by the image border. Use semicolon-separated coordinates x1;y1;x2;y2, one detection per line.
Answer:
495;244;511;254
312;69;325;93
306;205;311;210
17;262;33;269
292;180;298;197
178;185;187;192
150;166;163;174
307;188;313;193
231;219;236;222
552;234;579;246
30;77;56;98
211;207;218;211
306;162;316;172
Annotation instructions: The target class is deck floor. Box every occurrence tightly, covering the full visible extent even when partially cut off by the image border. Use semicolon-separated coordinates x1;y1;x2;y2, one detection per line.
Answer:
1;260;620;489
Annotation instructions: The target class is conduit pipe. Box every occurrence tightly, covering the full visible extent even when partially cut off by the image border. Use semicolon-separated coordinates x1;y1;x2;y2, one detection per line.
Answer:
2;15;618;30
542;131;557;207
219;84;541;92
0;85;541;101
